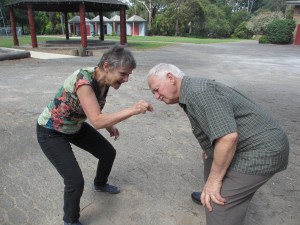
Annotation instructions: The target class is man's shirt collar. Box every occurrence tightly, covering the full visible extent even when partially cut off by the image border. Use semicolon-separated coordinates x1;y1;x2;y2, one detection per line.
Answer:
179;76;189;105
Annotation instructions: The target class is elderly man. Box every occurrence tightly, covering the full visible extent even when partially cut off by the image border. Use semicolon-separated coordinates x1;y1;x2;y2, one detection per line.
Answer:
146;63;289;225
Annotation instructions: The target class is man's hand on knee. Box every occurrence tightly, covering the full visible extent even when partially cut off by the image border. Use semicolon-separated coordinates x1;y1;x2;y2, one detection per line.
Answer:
201;178;226;211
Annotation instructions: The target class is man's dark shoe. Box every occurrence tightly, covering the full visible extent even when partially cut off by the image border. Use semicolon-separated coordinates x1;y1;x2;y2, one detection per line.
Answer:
64;219;83;225
191;192;203;205
94;183;120;194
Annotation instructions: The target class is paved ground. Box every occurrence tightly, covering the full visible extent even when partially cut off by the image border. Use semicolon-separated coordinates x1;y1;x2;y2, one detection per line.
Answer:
0;41;299;225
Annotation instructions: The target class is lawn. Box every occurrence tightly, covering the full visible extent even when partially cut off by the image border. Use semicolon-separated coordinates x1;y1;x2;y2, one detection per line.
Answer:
0;35;243;50
0;36;64;48
105;35;242;44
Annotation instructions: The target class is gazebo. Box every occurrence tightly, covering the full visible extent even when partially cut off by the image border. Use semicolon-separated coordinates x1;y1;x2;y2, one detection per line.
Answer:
5;0;128;48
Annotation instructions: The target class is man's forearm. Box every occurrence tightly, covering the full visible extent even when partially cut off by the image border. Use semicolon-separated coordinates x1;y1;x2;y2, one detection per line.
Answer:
208;132;238;182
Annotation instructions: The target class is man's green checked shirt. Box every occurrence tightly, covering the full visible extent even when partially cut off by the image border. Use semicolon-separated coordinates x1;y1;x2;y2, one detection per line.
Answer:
179;76;289;176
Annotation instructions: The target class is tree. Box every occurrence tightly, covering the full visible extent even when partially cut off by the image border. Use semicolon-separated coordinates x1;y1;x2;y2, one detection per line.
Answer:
128;0;165;34
165;0;185;36
184;0;206;35
0;0;9;28
262;0;286;13
204;4;231;37
226;0;263;14
152;5;176;35
127;1;148;19
152;0;205;36
229;8;250;33
35;11;48;34
11;9;29;34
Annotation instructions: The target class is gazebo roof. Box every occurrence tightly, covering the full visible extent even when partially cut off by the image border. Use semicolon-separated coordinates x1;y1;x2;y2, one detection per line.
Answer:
127;15;146;22
91;15;109;22
109;15;120;22
5;0;128;12
69;16;91;23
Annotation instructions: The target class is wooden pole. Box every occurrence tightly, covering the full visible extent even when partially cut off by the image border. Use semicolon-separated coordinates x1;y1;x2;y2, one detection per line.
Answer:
120;6;127;45
9;8;19;46
79;3;87;48
99;11;104;41
27;3;38;48
64;12;69;40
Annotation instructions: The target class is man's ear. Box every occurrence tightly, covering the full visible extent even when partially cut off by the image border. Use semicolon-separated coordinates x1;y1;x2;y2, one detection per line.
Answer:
166;72;176;84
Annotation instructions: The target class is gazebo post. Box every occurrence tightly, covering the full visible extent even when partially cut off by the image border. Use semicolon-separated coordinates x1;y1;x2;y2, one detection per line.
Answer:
9;8;19;46
120;5;127;45
64;11;69;40
99;11;104;41
27;3;38;48
79;3;87;48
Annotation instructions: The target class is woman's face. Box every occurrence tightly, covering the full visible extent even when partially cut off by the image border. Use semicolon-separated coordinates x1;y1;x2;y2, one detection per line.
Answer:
103;62;133;90
108;67;133;90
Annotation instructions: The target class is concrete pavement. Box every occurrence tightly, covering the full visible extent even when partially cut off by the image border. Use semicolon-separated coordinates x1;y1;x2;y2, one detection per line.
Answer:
0;41;299;225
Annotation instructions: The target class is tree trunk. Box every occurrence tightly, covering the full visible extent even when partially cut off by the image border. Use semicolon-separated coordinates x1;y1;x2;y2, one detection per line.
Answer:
60;13;64;35
137;0;152;34
175;12;179;36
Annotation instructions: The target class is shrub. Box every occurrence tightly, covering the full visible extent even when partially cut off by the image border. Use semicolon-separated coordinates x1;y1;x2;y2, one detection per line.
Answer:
232;22;253;39
266;19;296;44
247;11;284;35
230;9;251;33
259;35;270;44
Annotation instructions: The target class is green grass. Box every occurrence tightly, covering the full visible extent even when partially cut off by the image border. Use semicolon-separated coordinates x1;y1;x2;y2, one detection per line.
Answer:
0;36;64;48
103;35;242;49
127;41;173;49
105;35;242;44
0;35;243;50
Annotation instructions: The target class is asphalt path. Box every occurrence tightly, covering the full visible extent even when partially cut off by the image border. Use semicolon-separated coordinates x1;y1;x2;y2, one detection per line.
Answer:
0;41;299;225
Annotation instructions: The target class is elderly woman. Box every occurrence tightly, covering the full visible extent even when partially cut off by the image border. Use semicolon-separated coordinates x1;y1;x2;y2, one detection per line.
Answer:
36;45;153;225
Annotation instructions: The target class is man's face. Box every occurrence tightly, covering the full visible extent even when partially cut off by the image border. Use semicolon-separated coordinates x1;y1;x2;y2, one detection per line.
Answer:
147;73;179;104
